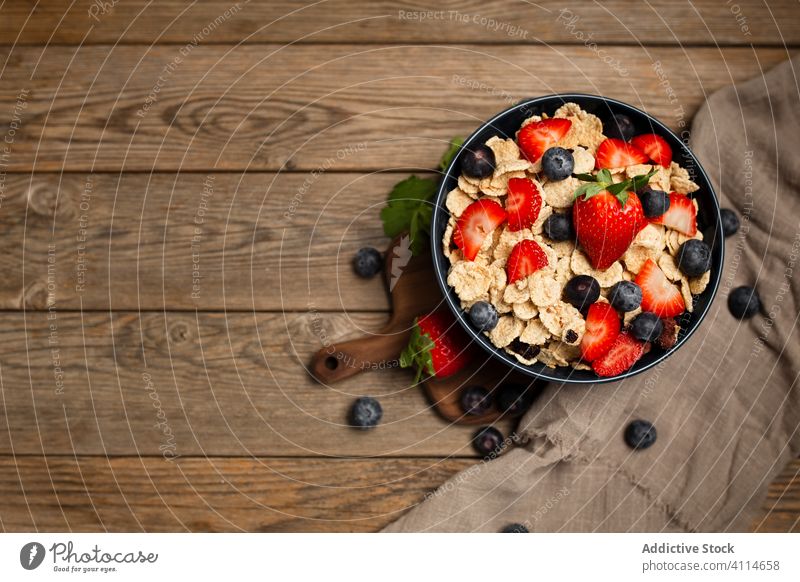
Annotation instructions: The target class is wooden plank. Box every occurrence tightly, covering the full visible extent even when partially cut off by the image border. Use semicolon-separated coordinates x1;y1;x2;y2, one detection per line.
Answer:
0;311;513;457
752;458;800;532
0;45;789;172
1;1;798;46
0;455;473;532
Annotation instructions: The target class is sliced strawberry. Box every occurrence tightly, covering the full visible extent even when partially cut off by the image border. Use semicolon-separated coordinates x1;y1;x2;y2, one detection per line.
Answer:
595;138;649;169
453;199;507;261
635;259;685;318
592;332;647;377
517;118;572;163
650;192;697;236
506;177;542;231
580;302;621;362
400;310;471;382
631;134;672;167
506;239;549;283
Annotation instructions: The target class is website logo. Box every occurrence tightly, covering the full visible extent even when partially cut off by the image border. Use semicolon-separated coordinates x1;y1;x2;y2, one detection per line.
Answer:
20;542;46;570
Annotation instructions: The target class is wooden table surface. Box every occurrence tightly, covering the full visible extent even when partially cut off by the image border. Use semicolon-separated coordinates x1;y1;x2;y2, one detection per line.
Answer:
0;0;798;532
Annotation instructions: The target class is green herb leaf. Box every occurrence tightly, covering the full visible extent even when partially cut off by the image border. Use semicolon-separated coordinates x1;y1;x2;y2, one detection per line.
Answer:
573;172;597;182
439;136;465;172
597;169;613;184
399;321;436;383
380;175;437;255
606;181;630;196
616;190;630;207
630;167;658;192
573;182;605;201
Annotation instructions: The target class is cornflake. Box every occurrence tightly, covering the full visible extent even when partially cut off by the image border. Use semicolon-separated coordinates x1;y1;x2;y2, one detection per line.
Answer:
489;316;524;347
447;261;492;301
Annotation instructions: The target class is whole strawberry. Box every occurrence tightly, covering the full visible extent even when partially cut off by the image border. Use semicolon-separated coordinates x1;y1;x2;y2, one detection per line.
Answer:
400;310;471;383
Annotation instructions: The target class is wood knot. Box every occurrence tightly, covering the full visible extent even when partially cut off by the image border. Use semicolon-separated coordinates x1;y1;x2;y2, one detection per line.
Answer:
168;321;192;344
26;182;68;218
22;281;50;309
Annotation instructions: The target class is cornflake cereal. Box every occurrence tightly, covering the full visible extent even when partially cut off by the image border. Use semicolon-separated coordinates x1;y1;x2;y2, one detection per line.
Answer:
443;102;711;371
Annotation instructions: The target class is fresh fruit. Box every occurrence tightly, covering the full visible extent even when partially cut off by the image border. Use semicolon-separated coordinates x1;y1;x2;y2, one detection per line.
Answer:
603;113;635;141
573;190;647;270
501;523;530;533
469;301;499;331
506;177;543;231
543;212;574;241
650;192;697;236
472;426;505;456
460;386;492;416
656;318;679;349
507;339;541;361
592;332;646;377
639;186;671;218
624;420;657;450
630;133;672;167
541;146;575;181
349;397;383;429
453;199;507;260
676;239;712;277
506;239;549;283
564;275;601;310
608;281;643;312
595;138;648;169
635;259;685;318
399;311;471;382
728;286;761;319
495;383;535;416
460;144;495;179
630;312;664;342
353;247;383;278
580;302;621;362
720;208;740;237
517;118;572;163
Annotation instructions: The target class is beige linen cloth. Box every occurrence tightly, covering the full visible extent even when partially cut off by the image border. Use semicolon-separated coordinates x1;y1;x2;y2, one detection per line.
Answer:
385;56;800;532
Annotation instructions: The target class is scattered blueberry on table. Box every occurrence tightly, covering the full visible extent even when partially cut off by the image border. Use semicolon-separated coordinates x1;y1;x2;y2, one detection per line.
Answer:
728;286;761;319
469;301;499;332
720;208;740;238
472;426;505;456
564;275;601;310
609;281;643;312
624;420;657;450
630;312;663;342
500;523;529;533
495;383;535;416
676;239;712;277
460;144;496;179
349;397;383;429
541;147;574;181
603;113;635;141
460;386;493;416
353;247;383;278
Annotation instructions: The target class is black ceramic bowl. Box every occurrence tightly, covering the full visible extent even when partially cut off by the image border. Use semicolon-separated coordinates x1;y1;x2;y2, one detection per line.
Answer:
432;94;724;384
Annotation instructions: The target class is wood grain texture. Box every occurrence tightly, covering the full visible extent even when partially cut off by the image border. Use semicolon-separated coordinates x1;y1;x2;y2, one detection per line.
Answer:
0;45;790;172
0;455;473;532
1;0;798;46
752;459;800;532
0;310;513;457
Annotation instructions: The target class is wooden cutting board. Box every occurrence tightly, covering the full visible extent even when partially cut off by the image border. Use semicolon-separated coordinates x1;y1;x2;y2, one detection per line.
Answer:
310;235;541;425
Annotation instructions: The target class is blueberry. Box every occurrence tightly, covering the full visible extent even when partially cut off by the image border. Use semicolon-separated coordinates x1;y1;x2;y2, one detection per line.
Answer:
604;113;635;141
353;247;383;278
543;212;574;241
608;281;643;312
639;186;670;218
720;208;740;238
564;275;601;310
349;397;383;429
501;523;529;533
460;386;492;416
728;286;761;319
495;382;536;416
460;144;495;179
630;312;663;342
676;239;711;277
469;301;499;331
472;426;506;457
541;147;574;181
507;339;541;361
624;420;657;450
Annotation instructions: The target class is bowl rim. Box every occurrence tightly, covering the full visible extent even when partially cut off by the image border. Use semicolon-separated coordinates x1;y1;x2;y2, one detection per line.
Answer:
431;92;724;384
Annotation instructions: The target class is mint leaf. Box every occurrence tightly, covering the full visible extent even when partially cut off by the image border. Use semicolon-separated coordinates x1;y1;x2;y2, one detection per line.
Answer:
439;136;465;172
380;175;437;256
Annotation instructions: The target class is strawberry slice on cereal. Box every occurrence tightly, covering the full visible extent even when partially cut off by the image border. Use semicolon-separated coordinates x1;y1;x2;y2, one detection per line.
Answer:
650;192;697;236
592;332;647;377
506;177;542;231
517;118;572;163
580;302;621;362
453;199;507;261
595;138;649;169
635;259;685;318
506;239;549;284
631;133;672;167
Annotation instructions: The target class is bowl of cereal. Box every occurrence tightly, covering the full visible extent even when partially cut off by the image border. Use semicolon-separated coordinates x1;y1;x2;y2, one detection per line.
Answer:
433;94;723;383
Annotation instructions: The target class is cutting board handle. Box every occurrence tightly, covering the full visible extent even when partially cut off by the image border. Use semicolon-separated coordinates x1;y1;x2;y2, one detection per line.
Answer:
309;330;411;384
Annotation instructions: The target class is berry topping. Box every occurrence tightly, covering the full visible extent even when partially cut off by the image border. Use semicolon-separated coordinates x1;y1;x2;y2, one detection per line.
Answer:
564;275;601;310
453;199;507;261
728;286;761;319
592;332;646;377
635;259;685;318
506;239;549;284
595;138;649;169
580;302;621;362
349;397;383;429
630;133;672;167
506;177;543;231
720;208;740;238
460;386;493;416
460;144;496;179
353;247;383;278
655;318;679;349
639;186;671;218
399;311;471;382
630;312;664;342
472;426;506;457
541;146;575;181
624;420;657;450
495;382;536;416
501;523;530;533
608;281;643;312
543;212;574;241
650;192;697;236
469;300;499;331
517;118;572;163
603;113;635;141
507;339;541;361
676;239;712;277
